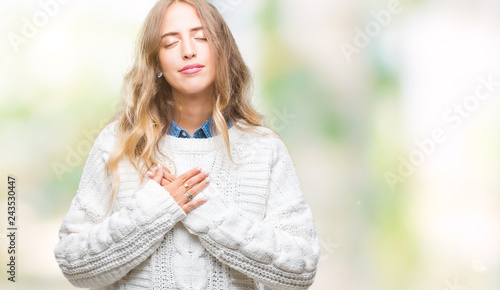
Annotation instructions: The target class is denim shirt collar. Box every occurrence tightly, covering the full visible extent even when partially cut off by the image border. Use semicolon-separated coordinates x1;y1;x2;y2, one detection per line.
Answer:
168;117;233;139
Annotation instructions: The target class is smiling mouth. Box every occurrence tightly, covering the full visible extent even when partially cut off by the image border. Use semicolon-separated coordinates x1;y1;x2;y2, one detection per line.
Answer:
180;63;205;73
180;67;203;74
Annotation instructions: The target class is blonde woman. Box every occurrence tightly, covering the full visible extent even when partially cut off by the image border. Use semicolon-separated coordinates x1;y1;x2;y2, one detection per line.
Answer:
54;0;320;289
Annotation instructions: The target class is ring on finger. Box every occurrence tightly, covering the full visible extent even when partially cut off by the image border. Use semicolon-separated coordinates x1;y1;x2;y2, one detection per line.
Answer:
183;183;190;189
185;191;193;201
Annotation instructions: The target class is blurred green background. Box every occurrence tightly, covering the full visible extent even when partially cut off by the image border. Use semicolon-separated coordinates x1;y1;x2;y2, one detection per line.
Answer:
1;0;500;289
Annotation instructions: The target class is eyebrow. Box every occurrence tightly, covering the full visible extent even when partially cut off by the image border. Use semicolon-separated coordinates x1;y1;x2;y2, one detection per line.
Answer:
161;26;204;39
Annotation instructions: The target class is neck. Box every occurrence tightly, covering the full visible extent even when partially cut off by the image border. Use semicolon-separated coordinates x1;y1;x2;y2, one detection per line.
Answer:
172;89;214;136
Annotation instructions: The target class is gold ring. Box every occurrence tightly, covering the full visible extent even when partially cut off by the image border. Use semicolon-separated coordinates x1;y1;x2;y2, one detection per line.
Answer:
185;191;193;201
183;183;189;189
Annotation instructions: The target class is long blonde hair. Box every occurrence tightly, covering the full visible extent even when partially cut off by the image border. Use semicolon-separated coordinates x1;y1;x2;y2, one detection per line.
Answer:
103;0;264;213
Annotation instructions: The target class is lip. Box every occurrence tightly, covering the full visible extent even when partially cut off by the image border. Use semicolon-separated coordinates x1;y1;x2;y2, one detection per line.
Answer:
180;64;204;74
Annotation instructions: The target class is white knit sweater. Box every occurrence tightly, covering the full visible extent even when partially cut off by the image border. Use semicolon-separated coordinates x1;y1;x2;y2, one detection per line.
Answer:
54;121;320;290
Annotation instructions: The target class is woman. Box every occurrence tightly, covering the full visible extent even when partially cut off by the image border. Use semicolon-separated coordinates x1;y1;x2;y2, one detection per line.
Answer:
54;0;320;289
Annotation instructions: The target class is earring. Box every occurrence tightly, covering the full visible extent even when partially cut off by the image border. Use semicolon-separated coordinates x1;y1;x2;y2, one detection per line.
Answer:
157;72;163;78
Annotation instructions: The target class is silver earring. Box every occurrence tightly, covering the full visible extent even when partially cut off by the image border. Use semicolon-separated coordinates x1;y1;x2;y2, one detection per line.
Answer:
157;72;163;78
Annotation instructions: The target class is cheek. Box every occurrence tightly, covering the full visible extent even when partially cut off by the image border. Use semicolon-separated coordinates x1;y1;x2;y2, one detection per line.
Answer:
204;48;216;72
206;46;215;64
158;52;175;71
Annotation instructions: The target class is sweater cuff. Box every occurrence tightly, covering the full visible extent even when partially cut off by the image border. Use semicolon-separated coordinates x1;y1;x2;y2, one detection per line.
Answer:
181;183;228;234
134;179;186;226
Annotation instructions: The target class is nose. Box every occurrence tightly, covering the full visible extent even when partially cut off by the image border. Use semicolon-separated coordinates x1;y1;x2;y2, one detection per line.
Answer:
182;39;196;59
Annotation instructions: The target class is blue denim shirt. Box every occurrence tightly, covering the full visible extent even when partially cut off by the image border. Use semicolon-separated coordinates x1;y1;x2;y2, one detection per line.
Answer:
167;116;233;138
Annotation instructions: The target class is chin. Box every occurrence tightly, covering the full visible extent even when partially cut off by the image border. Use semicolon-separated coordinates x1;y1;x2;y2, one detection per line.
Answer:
178;82;212;93
176;86;212;95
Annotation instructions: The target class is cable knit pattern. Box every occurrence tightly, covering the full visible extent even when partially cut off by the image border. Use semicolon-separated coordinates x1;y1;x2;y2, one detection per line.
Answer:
54;121;320;289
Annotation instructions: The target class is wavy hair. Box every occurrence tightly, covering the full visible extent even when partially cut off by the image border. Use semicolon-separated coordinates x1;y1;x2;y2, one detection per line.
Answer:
102;0;264;214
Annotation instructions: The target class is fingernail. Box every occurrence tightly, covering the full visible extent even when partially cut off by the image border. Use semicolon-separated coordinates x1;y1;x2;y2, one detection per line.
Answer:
158;164;162;170
205;177;210;183
196;167;202;171
147;171;153;177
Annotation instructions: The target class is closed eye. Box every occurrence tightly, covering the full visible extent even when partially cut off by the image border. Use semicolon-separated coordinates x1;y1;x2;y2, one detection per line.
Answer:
164;41;179;48
163;38;207;48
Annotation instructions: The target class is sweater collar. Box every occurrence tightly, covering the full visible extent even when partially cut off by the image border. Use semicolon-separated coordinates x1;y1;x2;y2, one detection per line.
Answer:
167;117;233;139
160;121;244;153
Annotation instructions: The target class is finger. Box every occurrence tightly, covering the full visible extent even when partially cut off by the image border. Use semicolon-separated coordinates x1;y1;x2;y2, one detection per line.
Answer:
183;171;209;190
162;170;175;183
147;165;156;178
182;197;207;213
178;177;209;206
186;176;210;196
150;164;163;184
160;177;172;187
147;170;159;182
172;167;202;186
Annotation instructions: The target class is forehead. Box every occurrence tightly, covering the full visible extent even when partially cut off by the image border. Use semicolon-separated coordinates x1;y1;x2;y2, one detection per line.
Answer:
162;2;202;32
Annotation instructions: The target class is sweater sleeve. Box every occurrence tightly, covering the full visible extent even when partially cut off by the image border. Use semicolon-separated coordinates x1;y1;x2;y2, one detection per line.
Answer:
181;137;320;289
53;127;186;288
